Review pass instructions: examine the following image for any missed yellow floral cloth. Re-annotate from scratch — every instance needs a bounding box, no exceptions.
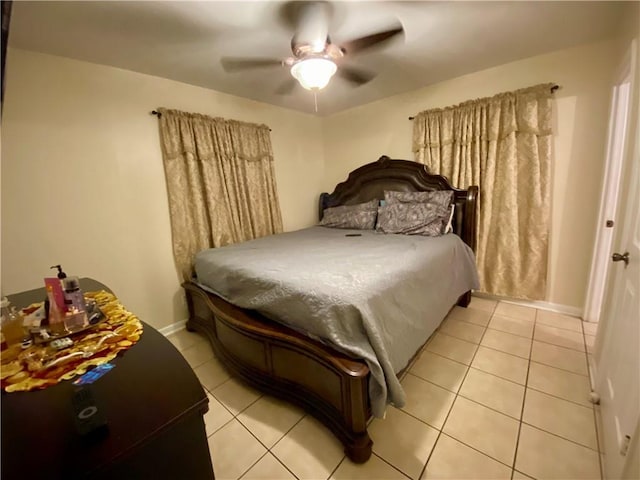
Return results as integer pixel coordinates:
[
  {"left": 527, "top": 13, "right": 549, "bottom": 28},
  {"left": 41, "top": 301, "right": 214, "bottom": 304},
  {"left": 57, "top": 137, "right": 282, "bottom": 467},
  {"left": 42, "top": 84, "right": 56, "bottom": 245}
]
[{"left": 0, "top": 291, "right": 143, "bottom": 393}]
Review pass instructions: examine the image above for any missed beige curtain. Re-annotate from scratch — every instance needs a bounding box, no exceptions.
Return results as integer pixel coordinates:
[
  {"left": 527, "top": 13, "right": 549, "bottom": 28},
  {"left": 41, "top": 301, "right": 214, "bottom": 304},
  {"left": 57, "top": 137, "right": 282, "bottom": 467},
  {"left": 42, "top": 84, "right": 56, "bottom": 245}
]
[
  {"left": 158, "top": 108, "right": 283, "bottom": 281},
  {"left": 413, "top": 84, "right": 553, "bottom": 300}
]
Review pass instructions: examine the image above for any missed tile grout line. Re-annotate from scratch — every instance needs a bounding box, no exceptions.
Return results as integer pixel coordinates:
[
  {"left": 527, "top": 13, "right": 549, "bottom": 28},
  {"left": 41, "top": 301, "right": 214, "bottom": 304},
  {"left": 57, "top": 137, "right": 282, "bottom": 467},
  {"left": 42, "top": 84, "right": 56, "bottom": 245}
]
[
  {"left": 532, "top": 334, "right": 587, "bottom": 354},
  {"left": 208, "top": 417, "right": 273, "bottom": 480},
  {"left": 582, "top": 318, "right": 605, "bottom": 480},
  {"left": 468, "top": 365, "right": 527, "bottom": 387},
  {"left": 404, "top": 370, "right": 461, "bottom": 394},
  {"left": 463, "top": 333, "right": 590, "bottom": 375},
  {"left": 420, "top": 347, "right": 474, "bottom": 368},
  {"left": 377, "top": 316, "right": 471, "bottom": 479},
  {"left": 465, "top": 365, "right": 525, "bottom": 387},
  {"left": 236, "top": 451, "right": 272, "bottom": 480},
  {"left": 417, "top": 304, "right": 496, "bottom": 480},
  {"left": 519, "top": 420, "right": 600, "bottom": 453},
  {"left": 205, "top": 397, "right": 281, "bottom": 479},
  {"left": 475, "top": 341, "right": 531, "bottom": 361},
  {"left": 258, "top": 408, "right": 306, "bottom": 451},
  {"left": 436, "top": 431, "right": 516, "bottom": 471},
  {"left": 432, "top": 330, "right": 479, "bottom": 347},
  {"left": 271, "top": 453, "right": 301, "bottom": 480},
  {"left": 528, "top": 357, "right": 590, "bottom": 378},
  {"left": 265, "top": 413, "right": 323, "bottom": 479},
  {"left": 510, "top": 307, "right": 537, "bottom": 479},
  {"left": 446, "top": 315, "right": 491, "bottom": 329},
  {"left": 369, "top": 452, "right": 413, "bottom": 480},
  {"left": 266, "top": 447, "right": 302, "bottom": 480},
  {"left": 404, "top": 370, "right": 530, "bottom": 425},
  {"left": 184, "top": 341, "right": 244, "bottom": 439},
  {"left": 209, "top": 377, "right": 263, "bottom": 417},
  {"left": 175, "top": 336, "right": 277, "bottom": 479},
  {"left": 398, "top": 405, "right": 450, "bottom": 433},
  {"left": 236, "top": 410, "right": 307, "bottom": 480},
  {"left": 184, "top": 352, "right": 216, "bottom": 371},
  {"left": 205, "top": 415, "right": 235, "bottom": 439},
  {"left": 455, "top": 391, "right": 523, "bottom": 422},
  {"left": 483, "top": 324, "right": 535, "bottom": 340},
  {"left": 327, "top": 455, "right": 346, "bottom": 480},
  {"left": 524, "top": 384, "right": 594, "bottom": 409},
  {"left": 190, "top": 349, "right": 268, "bottom": 439},
  {"left": 434, "top": 329, "right": 540, "bottom": 363}
]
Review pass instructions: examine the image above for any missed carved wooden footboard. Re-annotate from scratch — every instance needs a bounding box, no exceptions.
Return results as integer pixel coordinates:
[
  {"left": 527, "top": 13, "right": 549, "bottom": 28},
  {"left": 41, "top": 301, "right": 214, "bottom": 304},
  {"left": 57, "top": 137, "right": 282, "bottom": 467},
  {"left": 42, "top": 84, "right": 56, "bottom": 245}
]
[
  {"left": 183, "top": 156, "right": 479, "bottom": 463},
  {"left": 183, "top": 281, "right": 374, "bottom": 462}
]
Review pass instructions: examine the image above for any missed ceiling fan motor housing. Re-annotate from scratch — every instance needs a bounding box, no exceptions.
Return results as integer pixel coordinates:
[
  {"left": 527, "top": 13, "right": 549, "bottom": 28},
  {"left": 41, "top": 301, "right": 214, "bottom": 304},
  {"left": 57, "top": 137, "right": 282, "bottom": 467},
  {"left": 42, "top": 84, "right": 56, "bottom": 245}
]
[{"left": 291, "top": 42, "right": 344, "bottom": 63}]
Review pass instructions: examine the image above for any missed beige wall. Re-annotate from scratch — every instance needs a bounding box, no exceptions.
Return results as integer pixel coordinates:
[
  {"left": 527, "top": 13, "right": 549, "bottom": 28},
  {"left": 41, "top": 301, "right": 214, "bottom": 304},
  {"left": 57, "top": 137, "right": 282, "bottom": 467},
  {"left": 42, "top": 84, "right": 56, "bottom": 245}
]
[
  {"left": 323, "top": 40, "right": 618, "bottom": 309},
  {"left": 1, "top": 48, "right": 324, "bottom": 330},
  {"left": 0, "top": 39, "right": 621, "bottom": 329}
]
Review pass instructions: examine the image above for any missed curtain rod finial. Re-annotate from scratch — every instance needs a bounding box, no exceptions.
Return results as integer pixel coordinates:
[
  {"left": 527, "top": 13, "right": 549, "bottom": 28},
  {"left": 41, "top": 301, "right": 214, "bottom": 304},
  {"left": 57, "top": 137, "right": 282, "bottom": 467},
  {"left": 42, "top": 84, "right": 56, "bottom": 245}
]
[{"left": 151, "top": 110, "right": 162, "bottom": 118}]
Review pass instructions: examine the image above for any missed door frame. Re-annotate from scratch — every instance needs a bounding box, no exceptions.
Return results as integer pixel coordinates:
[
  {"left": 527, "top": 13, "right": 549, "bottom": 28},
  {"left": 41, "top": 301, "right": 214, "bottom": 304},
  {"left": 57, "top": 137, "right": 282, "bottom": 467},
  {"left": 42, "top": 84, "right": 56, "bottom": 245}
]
[
  {"left": 593, "top": 37, "right": 639, "bottom": 480},
  {"left": 596, "top": 112, "right": 640, "bottom": 480},
  {"left": 583, "top": 40, "right": 637, "bottom": 324}
]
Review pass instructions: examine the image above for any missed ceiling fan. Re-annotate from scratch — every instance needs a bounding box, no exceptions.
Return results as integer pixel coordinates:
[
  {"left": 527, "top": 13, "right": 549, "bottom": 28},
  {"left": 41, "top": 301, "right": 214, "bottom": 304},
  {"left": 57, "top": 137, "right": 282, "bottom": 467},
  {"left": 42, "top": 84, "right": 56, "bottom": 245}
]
[{"left": 220, "top": 1, "right": 404, "bottom": 94}]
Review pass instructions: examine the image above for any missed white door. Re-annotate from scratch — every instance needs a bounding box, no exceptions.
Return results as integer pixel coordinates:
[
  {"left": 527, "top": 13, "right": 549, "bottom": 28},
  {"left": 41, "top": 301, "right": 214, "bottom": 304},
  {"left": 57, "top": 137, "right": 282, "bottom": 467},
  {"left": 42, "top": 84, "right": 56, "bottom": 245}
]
[
  {"left": 584, "top": 78, "right": 631, "bottom": 324},
  {"left": 597, "top": 107, "right": 640, "bottom": 478},
  {"left": 585, "top": 38, "right": 638, "bottom": 326}
]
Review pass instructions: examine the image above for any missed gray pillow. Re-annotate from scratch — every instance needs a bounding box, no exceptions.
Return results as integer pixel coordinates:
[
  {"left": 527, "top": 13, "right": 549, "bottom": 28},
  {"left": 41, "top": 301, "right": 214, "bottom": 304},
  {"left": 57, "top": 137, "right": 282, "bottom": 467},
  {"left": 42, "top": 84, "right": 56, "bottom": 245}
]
[
  {"left": 384, "top": 190, "right": 454, "bottom": 210},
  {"left": 376, "top": 202, "right": 450, "bottom": 236},
  {"left": 320, "top": 200, "right": 378, "bottom": 230}
]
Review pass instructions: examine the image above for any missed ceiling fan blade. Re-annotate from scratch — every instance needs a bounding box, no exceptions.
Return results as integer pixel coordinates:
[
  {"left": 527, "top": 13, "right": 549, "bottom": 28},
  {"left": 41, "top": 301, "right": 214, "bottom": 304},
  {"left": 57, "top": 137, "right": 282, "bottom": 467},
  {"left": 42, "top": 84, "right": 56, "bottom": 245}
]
[
  {"left": 275, "top": 77, "right": 298, "bottom": 95},
  {"left": 282, "top": 1, "right": 332, "bottom": 53},
  {"left": 294, "top": 1, "right": 332, "bottom": 53},
  {"left": 337, "top": 65, "right": 376, "bottom": 86},
  {"left": 220, "top": 57, "right": 283, "bottom": 72},
  {"left": 339, "top": 24, "right": 404, "bottom": 56}
]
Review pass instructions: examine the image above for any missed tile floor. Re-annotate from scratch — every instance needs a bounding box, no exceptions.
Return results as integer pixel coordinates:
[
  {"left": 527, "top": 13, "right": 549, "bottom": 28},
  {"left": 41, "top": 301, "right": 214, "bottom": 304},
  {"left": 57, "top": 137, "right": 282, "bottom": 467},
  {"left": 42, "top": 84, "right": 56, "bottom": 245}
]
[{"left": 167, "top": 297, "right": 601, "bottom": 480}]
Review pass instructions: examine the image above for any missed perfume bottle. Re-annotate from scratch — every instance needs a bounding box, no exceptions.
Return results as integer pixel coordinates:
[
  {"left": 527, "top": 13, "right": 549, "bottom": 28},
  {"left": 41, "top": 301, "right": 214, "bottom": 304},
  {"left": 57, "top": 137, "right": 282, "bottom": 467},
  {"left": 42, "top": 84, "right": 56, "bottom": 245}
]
[{"left": 63, "top": 277, "right": 87, "bottom": 330}]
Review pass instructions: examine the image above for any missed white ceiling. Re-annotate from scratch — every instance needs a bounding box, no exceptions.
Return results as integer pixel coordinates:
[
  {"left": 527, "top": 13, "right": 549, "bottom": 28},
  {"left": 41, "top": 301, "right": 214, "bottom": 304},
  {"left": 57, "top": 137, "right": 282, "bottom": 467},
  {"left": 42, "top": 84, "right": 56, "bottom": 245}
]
[{"left": 9, "top": 1, "right": 627, "bottom": 116}]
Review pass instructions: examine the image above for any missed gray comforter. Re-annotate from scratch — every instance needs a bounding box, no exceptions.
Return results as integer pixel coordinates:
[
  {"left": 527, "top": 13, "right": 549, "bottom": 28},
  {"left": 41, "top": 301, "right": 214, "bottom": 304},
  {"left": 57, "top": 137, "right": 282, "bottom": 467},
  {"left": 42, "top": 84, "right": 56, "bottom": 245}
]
[{"left": 195, "top": 226, "right": 479, "bottom": 417}]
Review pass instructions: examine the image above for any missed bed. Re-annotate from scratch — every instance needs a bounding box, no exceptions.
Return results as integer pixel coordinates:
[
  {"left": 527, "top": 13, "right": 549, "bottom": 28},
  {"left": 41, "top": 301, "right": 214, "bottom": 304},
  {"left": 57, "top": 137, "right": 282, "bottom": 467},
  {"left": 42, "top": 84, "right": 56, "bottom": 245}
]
[{"left": 183, "top": 155, "right": 478, "bottom": 462}]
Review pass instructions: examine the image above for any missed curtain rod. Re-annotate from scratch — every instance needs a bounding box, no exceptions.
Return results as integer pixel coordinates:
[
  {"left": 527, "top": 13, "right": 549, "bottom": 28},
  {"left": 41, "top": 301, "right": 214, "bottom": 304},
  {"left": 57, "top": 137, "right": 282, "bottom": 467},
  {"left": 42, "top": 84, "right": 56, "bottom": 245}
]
[
  {"left": 150, "top": 110, "right": 272, "bottom": 131},
  {"left": 407, "top": 84, "right": 560, "bottom": 121}
]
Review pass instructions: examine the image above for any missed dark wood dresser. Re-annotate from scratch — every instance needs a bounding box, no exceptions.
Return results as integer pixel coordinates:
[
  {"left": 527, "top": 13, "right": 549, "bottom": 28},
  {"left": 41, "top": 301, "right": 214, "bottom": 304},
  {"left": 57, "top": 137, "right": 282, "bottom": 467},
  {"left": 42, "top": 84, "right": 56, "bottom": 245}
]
[{"left": 1, "top": 279, "right": 215, "bottom": 479}]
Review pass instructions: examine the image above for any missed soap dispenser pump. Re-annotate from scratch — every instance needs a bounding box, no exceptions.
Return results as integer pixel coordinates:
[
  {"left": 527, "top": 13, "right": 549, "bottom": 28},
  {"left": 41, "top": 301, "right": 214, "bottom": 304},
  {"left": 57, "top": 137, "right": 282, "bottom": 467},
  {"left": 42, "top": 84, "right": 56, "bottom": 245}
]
[{"left": 50, "top": 265, "right": 67, "bottom": 280}]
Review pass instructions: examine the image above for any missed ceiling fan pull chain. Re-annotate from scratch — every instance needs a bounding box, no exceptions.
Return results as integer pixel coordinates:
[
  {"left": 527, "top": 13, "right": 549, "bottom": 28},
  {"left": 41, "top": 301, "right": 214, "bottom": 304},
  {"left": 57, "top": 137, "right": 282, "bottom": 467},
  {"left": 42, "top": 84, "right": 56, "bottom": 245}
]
[{"left": 314, "top": 91, "right": 318, "bottom": 113}]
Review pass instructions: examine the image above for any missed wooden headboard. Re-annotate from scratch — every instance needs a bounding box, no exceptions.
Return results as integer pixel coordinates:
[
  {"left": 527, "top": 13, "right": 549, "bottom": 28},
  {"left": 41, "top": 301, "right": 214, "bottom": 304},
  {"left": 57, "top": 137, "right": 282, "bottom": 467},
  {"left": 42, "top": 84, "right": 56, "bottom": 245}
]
[{"left": 319, "top": 155, "right": 478, "bottom": 252}]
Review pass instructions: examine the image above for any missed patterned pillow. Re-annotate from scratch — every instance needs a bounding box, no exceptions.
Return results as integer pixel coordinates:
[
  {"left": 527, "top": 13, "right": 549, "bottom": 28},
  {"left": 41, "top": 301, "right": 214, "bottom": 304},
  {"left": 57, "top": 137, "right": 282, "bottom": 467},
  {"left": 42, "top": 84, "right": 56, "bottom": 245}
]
[
  {"left": 376, "top": 202, "right": 450, "bottom": 236},
  {"left": 384, "top": 190, "right": 454, "bottom": 210},
  {"left": 320, "top": 200, "right": 378, "bottom": 230}
]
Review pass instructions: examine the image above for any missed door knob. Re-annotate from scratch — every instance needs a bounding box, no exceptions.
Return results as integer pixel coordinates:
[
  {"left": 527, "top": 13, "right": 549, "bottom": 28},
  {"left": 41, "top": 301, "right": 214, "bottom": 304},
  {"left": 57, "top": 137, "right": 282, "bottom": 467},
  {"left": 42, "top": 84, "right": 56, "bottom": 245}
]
[{"left": 612, "top": 251, "right": 629, "bottom": 267}]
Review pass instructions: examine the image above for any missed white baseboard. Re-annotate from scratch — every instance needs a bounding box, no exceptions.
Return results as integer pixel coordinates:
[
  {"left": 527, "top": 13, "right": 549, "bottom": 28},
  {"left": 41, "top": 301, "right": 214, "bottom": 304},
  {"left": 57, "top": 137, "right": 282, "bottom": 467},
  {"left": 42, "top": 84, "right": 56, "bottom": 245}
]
[
  {"left": 472, "top": 292, "right": 583, "bottom": 319},
  {"left": 158, "top": 319, "right": 187, "bottom": 337}
]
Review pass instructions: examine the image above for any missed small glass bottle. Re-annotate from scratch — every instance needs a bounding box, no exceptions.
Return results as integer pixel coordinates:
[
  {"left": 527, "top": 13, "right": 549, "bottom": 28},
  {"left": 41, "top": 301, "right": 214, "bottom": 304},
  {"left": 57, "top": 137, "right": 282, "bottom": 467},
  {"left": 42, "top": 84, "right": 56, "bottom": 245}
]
[
  {"left": 1, "top": 298, "right": 24, "bottom": 347},
  {"left": 63, "top": 277, "right": 87, "bottom": 330}
]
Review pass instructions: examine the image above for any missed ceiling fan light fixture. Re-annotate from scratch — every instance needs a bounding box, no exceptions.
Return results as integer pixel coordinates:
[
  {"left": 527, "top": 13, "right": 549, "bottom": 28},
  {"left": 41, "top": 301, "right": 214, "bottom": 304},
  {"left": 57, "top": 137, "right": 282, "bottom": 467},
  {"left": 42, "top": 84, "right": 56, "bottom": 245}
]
[{"left": 290, "top": 58, "right": 337, "bottom": 90}]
